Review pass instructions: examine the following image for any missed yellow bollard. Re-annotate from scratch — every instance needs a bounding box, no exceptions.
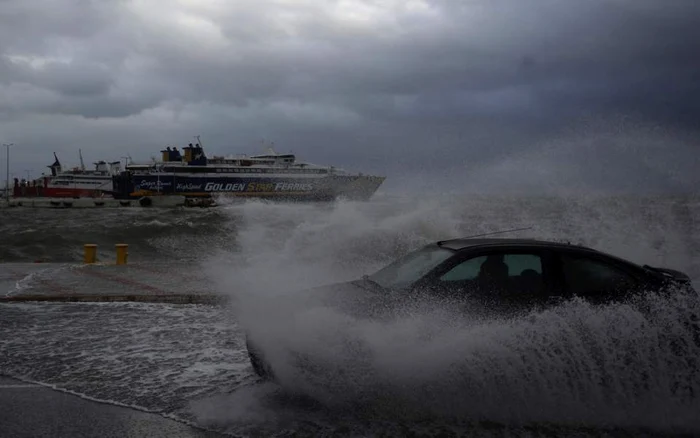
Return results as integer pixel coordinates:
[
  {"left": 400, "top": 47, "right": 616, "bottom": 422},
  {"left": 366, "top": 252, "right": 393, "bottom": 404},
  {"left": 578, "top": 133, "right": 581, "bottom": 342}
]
[
  {"left": 84, "top": 244, "right": 97, "bottom": 264},
  {"left": 115, "top": 244, "right": 128, "bottom": 265}
]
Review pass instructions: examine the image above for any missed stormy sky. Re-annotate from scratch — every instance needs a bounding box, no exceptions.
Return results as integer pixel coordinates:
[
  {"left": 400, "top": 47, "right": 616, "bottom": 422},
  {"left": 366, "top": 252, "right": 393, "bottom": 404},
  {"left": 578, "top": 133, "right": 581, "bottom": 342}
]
[{"left": 1, "top": 0, "right": 698, "bottom": 193}]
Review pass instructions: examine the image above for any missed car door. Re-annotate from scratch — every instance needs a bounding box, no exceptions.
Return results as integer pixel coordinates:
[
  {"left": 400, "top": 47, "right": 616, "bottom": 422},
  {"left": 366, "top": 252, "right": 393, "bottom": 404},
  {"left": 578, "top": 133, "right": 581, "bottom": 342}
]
[
  {"left": 552, "top": 249, "right": 647, "bottom": 305},
  {"left": 415, "top": 247, "right": 557, "bottom": 316}
]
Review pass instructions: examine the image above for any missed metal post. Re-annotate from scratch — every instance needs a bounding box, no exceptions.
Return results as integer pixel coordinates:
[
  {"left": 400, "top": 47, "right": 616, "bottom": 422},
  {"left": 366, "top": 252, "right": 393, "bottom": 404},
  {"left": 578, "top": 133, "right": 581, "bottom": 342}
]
[
  {"left": 84, "top": 244, "right": 97, "bottom": 264},
  {"left": 3, "top": 143, "right": 13, "bottom": 201},
  {"left": 115, "top": 244, "right": 128, "bottom": 265}
]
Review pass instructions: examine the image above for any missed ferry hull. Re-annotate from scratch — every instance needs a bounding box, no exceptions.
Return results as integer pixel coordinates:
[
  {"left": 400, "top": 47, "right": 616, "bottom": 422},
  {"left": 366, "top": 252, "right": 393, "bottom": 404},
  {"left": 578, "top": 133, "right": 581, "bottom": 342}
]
[
  {"left": 112, "top": 174, "right": 385, "bottom": 201},
  {"left": 42, "top": 187, "right": 112, "bottom": 198}
]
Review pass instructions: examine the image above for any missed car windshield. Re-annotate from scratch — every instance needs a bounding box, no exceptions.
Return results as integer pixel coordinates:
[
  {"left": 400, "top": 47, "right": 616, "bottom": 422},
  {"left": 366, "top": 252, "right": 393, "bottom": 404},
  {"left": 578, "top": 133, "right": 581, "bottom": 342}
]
[{"left": 366, "top": 245, "right": 454, "bottom": 290}]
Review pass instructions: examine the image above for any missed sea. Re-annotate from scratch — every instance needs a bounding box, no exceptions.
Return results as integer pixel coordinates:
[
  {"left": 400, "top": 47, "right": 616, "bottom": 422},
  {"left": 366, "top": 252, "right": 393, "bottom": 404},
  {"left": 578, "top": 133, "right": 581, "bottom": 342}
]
[{"left": 1, "top": 193, "right": 700, "bottom": 437}]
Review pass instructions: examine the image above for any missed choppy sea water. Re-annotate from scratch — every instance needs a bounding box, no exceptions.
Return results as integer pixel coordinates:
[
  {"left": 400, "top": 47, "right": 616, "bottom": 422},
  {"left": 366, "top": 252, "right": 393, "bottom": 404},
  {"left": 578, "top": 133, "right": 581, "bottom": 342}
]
[{"left": 1, "top": 194, "right": 700, "bottom": 437}]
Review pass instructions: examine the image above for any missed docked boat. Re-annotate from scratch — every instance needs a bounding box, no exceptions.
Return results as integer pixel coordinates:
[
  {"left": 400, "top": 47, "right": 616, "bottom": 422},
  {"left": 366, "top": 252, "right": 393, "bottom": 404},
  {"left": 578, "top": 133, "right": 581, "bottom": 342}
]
[
  {"left": 111, "top": 140, "right": 385, "bottom": 201},
  {"left": 42, "top": 151, "right": 121, "bottom": 198},
  {"left": 11, "top": 151, "right": 121, "bottom": 198}
]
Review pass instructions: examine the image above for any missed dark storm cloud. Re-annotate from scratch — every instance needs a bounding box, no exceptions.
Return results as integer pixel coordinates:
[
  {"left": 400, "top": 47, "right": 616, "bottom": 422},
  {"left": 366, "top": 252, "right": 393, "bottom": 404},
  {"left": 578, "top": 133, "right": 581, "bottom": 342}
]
[{"left": 0, "top": 0, "right": 698, "bottom": 192}]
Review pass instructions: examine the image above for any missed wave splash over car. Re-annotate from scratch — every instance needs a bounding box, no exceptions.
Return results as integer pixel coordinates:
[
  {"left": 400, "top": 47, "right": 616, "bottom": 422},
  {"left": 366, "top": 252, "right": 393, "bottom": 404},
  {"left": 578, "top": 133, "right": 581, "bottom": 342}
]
[
  {"left": 206, "top": 197, "right": 700, "bottom": 434},
  {"left": 241, "top": 287, "right": 699, "bottom": 429}
]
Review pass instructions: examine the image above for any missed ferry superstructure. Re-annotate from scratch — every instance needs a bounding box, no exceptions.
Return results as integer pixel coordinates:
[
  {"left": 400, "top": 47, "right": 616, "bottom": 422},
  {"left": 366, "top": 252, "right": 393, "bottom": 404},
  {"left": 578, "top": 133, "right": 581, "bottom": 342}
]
[{"left": 111, "top": 141, "right": 385, "bottom": 201}]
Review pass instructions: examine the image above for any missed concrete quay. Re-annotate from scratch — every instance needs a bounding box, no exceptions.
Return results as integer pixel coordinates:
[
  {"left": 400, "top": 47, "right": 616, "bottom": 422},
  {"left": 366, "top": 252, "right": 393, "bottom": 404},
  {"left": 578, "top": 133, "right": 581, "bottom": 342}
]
[{"left": 0, "top": 262, "right": 225, "bottom": 305}]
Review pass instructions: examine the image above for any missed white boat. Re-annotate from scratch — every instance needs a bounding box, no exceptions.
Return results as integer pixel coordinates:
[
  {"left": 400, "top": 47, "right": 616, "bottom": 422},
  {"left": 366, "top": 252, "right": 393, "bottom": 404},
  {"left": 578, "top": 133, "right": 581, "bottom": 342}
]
[{"left": 41, "top": 150, "right": 121, "bottom": 198}]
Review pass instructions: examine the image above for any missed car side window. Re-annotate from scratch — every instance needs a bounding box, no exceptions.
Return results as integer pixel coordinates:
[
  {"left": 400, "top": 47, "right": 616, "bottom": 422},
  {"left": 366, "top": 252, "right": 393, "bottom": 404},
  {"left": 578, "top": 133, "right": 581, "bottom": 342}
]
[
  {"left": 504, "top": 254, "right": 542, "bottom": 276},
  {"left": 440, "top": 256, "right": 486, "bottom": 281},
  {"left": 440, "top": 254, "right": 543, "bottom": 281},
  {"left": 560, "top": 254, "right": 638, "bottom": 298},
  {"left": 438, "top": 253, "right": 545, "bottom": 297}
]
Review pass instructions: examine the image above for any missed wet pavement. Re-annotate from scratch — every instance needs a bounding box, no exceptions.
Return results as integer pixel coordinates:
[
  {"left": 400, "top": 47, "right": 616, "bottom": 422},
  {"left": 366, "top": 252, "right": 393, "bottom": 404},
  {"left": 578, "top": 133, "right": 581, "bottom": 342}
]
[
  {"left": 0, "top": 263, "right": 220, "bottom": 303},
  {"left": 0, "top": 262, "right": 230, "bottom": 436},
  {"left": 0, "top": 376, "right": 223, "bottom": 438}
]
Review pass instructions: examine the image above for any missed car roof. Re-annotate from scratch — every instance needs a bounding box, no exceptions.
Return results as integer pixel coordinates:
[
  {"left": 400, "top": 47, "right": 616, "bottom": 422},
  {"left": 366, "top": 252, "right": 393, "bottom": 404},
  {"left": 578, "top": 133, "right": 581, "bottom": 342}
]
[
  {"left": 435, "top": 237, "right": 597, "bottom": 253},
  {"left": 432, "top": 237, "right": 656, "bottom": 273}
]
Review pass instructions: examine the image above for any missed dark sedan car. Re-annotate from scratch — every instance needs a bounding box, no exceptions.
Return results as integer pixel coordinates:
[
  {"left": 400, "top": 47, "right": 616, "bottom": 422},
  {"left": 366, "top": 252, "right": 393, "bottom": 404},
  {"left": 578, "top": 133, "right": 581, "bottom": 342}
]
[{"left": 246, "top": 237, "right": 696, "bottom": 380}]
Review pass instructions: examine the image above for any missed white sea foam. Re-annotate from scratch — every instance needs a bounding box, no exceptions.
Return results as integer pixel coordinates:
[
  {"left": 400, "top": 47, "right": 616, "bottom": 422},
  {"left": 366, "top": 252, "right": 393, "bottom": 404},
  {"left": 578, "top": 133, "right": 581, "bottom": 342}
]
[
  {"left": 2, "top": 263, "right": 75, "bottom": 297},
  {"left": 0, "top": 302, "right": 250, "bottom": 419}
]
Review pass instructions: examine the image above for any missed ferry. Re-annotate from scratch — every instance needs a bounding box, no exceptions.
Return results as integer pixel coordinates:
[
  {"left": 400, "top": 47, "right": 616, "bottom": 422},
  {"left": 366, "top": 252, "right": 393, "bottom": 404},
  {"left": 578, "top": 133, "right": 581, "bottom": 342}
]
[
  {"left": 43, "top": 151, "right": 121, "bottom": 198},
  {"left": 11, "top": 151, "right": 121, "bottom": 198},
  {"left": 111, "top": 139, "right": 385, "bottom": 202}
]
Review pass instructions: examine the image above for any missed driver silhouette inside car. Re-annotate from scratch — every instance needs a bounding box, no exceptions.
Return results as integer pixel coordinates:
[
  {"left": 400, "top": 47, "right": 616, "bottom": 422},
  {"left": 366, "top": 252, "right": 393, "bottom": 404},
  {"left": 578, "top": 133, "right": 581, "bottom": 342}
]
[
  {"left": 477, "top": 255, "right": 509, "bottom": 290},
  {"left": 476, "top": 255, "right": 546, "bottom": 312}
]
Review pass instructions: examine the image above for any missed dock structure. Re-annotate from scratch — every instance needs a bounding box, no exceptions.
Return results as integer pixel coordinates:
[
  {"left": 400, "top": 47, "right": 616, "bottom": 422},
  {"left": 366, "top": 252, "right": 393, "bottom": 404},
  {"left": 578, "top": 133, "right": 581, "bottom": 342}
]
[
  {"left": 0, "top": 251, "right": 225, "bottom": 304},
  {"left": 1, "top": 196, "right": 218, "bottom": 209}
]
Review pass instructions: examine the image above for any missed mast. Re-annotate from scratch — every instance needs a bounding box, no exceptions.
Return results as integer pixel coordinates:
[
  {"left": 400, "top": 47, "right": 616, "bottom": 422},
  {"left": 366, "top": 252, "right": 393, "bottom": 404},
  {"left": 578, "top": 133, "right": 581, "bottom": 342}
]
[{"left": 79, "top": 149, "right": 85, "bottom": 171}]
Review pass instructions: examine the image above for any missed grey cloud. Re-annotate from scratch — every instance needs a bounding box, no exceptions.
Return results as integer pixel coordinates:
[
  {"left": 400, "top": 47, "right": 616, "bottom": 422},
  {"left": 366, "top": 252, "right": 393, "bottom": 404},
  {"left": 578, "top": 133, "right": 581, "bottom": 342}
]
[
  {"left": 4, "top": 0, "right": 699, "bottom": 118},
  {"left": 10, "top": 59, "right": 113, "bottom": 96},
  {"left": 0, "top": 0, "right": 121, "bottom": 55}
]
